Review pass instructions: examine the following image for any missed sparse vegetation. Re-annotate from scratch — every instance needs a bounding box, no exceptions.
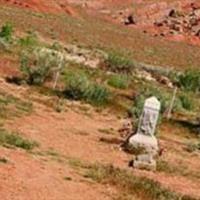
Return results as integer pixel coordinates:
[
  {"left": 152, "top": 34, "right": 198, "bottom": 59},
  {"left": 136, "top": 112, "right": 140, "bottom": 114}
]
[
  {"left": 128, "top": 86, "right": 171, "bottom": 120},
  {"left": 64, "top": 71, "right": 110, "bottom": 106},
  {"left": 85, "top": 164, "right": 197, "bottom": 200},
  {"left": 68, "top": 157, "right": 86, "bottom": 169},
  {"left": 0, "top": 92, "right": 33, "bottom": 119},
  {"left": 0, "top": 37, "right": 9, "bottom": 51},
  {"left": 98, "top": 128, "right": 115, "bottom": 135},
  {"left": 0, "top": 3, "right": 199, "bottom": 200},
  {"left": 108, "top": 74, "right": 130, "bottom": 89},
  {"left": 128, "top": 94, "right": 145, "bottom": 120},
  {"left": 177, "top": 70, "right": 200, "bottom": 93},
  {"left": 0, "top": 128, "right": 38, "bottom": 150},
  {"left": 185, "top": 142, "right": 200, "bottom": 153},
  {"left": 178, "top": 94, "right": 194, "bottom": 111},
  {"left": 20, "top": 47, "right": 65, "bottom": 85},
  {"left": 0, "top": 22, "right": 13, "bottom": 51},
  {"left": 0, "top": 22, "right": 13, "bottom": 42},
  {"left": 128, "top": 83, "right": 196, "bottom": 121},
  {"left": 18, "top": 32, "right": 38, "bottom": 47},
  {"left": 105, "top": 51, "right": 135, "bottom": 73}
]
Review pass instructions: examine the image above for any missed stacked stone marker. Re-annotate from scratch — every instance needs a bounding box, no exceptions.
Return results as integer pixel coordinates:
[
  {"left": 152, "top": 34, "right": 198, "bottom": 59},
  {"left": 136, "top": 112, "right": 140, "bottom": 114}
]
[{"left": 128, "top": 96, "right": 161, "bottom": 171}]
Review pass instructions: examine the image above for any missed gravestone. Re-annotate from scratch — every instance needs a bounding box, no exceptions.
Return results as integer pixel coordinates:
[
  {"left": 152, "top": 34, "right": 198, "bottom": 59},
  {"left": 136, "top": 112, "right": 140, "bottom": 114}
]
[{"left": 128, "top": 96, "right": 161, "bottom": 171}]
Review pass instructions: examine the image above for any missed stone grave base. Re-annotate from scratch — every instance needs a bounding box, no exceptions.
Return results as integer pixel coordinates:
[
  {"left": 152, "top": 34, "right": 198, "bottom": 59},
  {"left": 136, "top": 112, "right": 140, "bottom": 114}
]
[
  {"left": 128, "top": 134, "right": 159, "bottom": 171},
  {"left": 129, "top": 134, "right": 159, "bottom": 155},
  {"left": 133, "top": 154, "right": 156, "bottom": 171}
]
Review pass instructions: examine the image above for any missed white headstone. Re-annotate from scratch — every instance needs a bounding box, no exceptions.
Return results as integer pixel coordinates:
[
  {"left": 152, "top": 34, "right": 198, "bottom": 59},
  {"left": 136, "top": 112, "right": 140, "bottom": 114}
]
[
  {"left": 128, "top": 96, "right": 161, "bottom": 171},
  {"left": 137, "top": 96, "right": 161, "bottom": 137}
]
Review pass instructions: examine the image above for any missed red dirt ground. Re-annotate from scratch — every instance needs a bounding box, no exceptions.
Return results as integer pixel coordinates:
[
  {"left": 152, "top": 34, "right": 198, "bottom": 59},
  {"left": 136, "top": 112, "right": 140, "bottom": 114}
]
[
  {"left": 0, "top": 0, "right": 77, "bottom": 16},
  {"left": 1, "top": 0, "right": 200, "bottom": 45},
  {"left": 68, "top": 0, "right": 200, "bottom": 46},
  {"left": 0, "top": 77, "right": 199, "bottom": 199},
  {"left": 0, "top": 1, "right": 200, "bottom": 199}
]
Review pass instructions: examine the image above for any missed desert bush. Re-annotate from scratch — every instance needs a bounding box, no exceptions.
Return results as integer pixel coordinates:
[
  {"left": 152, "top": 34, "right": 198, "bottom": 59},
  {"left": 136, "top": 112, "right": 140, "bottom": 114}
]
[
  {"left": 64, "top": 71, "right": 90, "bottom": 99},
  {"left": 128, "top": 94, "right": 146, "bottom": 120},
  {"left": 85, "top": 84, "right": 110, "bottom": 105},
  {"left": 0, "top": 38, "right": 9, "bottom": 51},
  {"left": 128, "top": 85, "right": 192, "bottom": 120},
  {"left": 108, "top": 74, "right": 130, "bottom": 89},
  {"left": 64, "top": 71, "right": 110, "bottom": 105},
  {"left": 177, "top": 70, "right": 200, "bottom": 93},
  {"left": 178, "top": 94, "right": 194, "bottom": 111},
  {"left": 0, "top": 23, "right": 13, "bottom": 42},
  {"left": 105, "top": 51, "right": 135, "bottom": 73},
  {"left": 50, "top": 41, "right": 63, "bottom": 51},
  {"left": 18, "top": 32, "right": 38, "bottom": 47},
  {"left": 0, "top": 128, "right": 38, "bottom": 150},
  {"left": 128, "top": 86, "right": 173, "bottom": 120},
  {"left": 0, "top": 23, "right": 13, "bottom": 51},
  {"left": 20, "top": 48, "right": 65, "bottom": 85},
  {"left": 185, "top": 142, "right": 200, "bottom": 153}
]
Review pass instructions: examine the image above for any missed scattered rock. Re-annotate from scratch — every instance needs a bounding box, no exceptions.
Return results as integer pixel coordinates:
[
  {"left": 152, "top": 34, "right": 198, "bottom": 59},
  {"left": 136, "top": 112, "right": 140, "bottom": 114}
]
[
  {"left": 64, "top": 45, "right": 106, "bottom": 68},
  {"left": 124, "top": 15, "right": 136, "bottom": 25},
  {"left": 135, "top": 70, "right": 156, "bottom": 82},
  {"left": 156, "top": 75, "right": 173, "bottom": 88},
  {"left": 168, "top": 9, "right": 177, "bottom": 18},
  {"left": 192, "top": 25, "right": 200, "bottom": 36}
]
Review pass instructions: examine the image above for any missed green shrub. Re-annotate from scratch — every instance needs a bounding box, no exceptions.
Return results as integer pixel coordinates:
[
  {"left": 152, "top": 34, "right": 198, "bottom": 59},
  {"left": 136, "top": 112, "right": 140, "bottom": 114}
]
[
  {"left": 128, "top": 87, "right": 173, "bottom": 120},
  {"left": 18, "top": 33, "right": 38, "bottom": 47},
  {"left": 108, "top": 74, "right": 130, "bottom": 89},
  {"left": 64, "top": 71, "right": 89, "bottom": 99},
  {"left": 85, "top": 84, "right": 109, "bottom": 105},
  {"left": 50, "top": 42, "right": 63, "bottom": 51},
  {"left": 178, "top": 94, "right": 193, "bottom": 111},
  {"left": 105, "top": 51, "right": 135, "bottom": 73},
  {"left": 0, "top": 23, "right": 13, "bottom": 42},
  {"left": 128, "top": 86, "right": 190, "bottom": 120},
  {"left": 64, "top": 71, "right": 110, "bottom": 105},
  {"left": 20, "top": 48, "right": 65, "bottom": 85},
  {"left": 177, "top": 70, "right": 200, "bottom": 93},
  {"left": 0, "top": 129, "right": 38, "bottom": 150},
  {"left": 128, "top": 94, "right": 145, "bottom": 119}
]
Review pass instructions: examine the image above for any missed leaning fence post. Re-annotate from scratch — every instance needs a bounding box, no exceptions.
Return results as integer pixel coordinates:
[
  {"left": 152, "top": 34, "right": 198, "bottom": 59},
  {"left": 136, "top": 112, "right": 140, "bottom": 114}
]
[
  {"left": 53, "top": 54, "right": 64, "bottom": 90},
  {"left": 167, "top": 87, "right": 177, "bottom": 119}
]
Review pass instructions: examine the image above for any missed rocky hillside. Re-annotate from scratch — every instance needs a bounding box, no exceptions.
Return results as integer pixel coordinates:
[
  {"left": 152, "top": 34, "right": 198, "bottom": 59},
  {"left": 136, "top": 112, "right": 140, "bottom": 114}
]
[{"left": 0, "top": 1, "right": 200, "bottom": 200}]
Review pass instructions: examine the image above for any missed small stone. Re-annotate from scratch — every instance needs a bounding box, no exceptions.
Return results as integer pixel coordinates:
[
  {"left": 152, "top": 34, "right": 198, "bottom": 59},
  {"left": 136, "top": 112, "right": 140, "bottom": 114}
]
[
  {"left": 189, "top": 17, "right": 198, "bottom": 26},
  {"left": 168, "top": 9, "right": 177, "bottom": 18},
  {"left": 124, "top": 15, "right": 136, "bottom": 25}
]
